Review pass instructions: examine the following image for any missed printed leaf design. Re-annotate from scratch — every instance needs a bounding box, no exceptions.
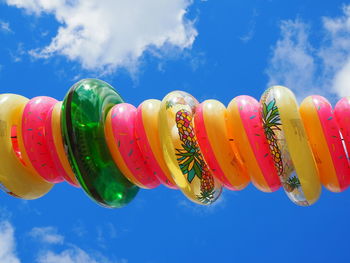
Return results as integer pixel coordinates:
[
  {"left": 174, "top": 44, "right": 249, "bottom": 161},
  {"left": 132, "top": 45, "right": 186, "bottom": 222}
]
[
  {"left": 285, "top": 176, "right": 301, "bottom": 192},
  {"left": 262, "top": 98, "right": 284, "bottom": 177},
  {"left": 174, "top": 108, "right": 216, "bottom": 204},
  {"left": 166, "top": 100, "right": 174, "bottom": 109}
]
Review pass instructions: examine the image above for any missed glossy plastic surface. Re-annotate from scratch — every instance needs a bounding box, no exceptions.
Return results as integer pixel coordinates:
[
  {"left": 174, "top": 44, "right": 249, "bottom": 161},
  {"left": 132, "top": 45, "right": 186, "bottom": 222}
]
[
  {"left": 227, "top": 96, "right": 281, "bottom": 192},
  {"left": 61, "top": 79, "right": 139, "bottom": 208},
  {"left": 21, "top": 96, "right": 64, "bottom": 183},
  {"left": 46, "top": 102, "right": 80, "bottom": 187},
  {"left": 195, "top": 100, "right": 250, "bottom": 190},
  {"left": 261, "top": 86, "right": 321, "bottom": 206},
  {"left": 159, "top": 91, "right": 222, "bottom": 205},
  {"left": 106, "top": 103, "right": 160, "bottom": 189},
  {"left": 300, "top": 96, "right": 350, "bottom": 192},
  {"left": 334, "top": 97, "right": 350, "bottom": 165},
  {"left": 0, "top": 94, "right": 53, "bottom": 199},
  {"left": 135, "top": 100, "right": 177, "bottom": 189}
]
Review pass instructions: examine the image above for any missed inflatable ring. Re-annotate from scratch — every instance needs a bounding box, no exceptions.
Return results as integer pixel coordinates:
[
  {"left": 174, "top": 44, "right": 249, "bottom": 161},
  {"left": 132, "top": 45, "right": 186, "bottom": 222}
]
[
  {"left": 159, "top": 91, "right": 222, "bottom": 205},
  {"left": 227, "top": 96, "right": 281, "bottom": 192},
  {"left": 135, "top": 100, "right": 177, "bottom": 189},
  {"left": 46, "top": 102, "right": 80, "bottom": 187},
  {"left": 61, "top": 79, "right": 139, "bottom": 208},
  {"left": 335, "top": 97, "right": 350, "bottom": 162},
  {"left": 21, "top": 96, "right": 64, "bottom": 183},
  {"left": 105, "top": 103, "right": 160, "bottom": 189},
  {"left": 300, "top": 96, "right": 350, "bottom": 192},
  {"left": 194, "top": 100, "right": 250, "bottom": 190},
  {"left": 0, "top": 94, "right": 53, "bottom": 199},
  {"left": 11, "top": 125, "right": 25, "bottom": 166},
  {"left": 260, "top": 86, "right": 321, "bottom": 206}
]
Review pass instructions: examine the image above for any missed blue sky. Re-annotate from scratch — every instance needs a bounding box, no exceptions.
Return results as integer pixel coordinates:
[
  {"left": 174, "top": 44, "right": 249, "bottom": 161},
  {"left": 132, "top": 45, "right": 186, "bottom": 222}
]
[{"left": 1, "top": 0, "right": 350, "bottom": 262}]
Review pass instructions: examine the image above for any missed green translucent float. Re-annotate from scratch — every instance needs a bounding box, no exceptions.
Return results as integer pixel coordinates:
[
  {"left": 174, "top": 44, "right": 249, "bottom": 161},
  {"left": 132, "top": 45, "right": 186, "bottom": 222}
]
[{"left": 61, "top": 79, "right": 139, "bottom": 208}]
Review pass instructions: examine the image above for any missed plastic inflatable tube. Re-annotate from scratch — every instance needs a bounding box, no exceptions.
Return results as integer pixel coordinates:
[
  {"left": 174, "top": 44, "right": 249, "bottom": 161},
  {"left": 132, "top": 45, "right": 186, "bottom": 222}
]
[
  {"left": 300, "top": 96, "right": 350, "bottom": 192},
  {"left": 21, "top": 96, "right": 64, "bottom": 183},
  {"left": 260, "top": 86, "right": 321, "bottom": 206},
  {"left": 11, "top": 125, "right": 25, "bottom": 166},
  {"left": 334, "top": 97, "right": 350, "bottom": 161},
  {"left": 105, "top": 103, "right": 160, "bottom": 189},
  {"left": 135, "top": 100, "right": 177, "bottom": 189},
  {"left": 227, "top": 96, "right": 281, "bottom": 192},
  {"left": 194, "top": 101, "right": 234, "bottom": 190},
  {"left": 61, "top": 79, "right": 139, "bottom": 208},
  {"left": 4, "top": 78, "right": 350, "bottom": 207},
  {"left": 195, "top": 100, "right": 250, "bottom": 190},
  {"left": 46, "top": 102, "right": 80, "bottom": 187},
  {"left": 159, "top": 91, "right": 222, "bottom": 205},
  {"left": 0, "top": 94, "right": 53, "bottom": 199}
]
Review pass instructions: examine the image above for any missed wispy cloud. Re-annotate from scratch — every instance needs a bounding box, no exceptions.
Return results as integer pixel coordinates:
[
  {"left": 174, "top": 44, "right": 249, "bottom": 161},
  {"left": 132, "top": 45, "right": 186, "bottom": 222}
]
[
  {"left": 0, "top": 221, "right": 20, "bottom": 263},
  {"left": 6, "top": 0, "right": 197, "bottom": 74},
  {"left": 29, "top": 227, "right": 64, "bottom": 245},
  {"left": 0, "top": 220, "right": 125, "bottom": 263},
  {"left": 0, "top": 21, "right": 13, "bottom": 33},
  {"left": 240, "top": 9, "right": 259, "bottom": 43},
  {"left": 96, "top": 222, "right": 118, "bottom": 249},
  {"left": 36, "top": 247, "right": 126, "bottom": 263},
  {"left": 266, "top": 5, "right": 350, "bottom": 101},
  {"left": 9, "top": 43, "right": 26, "bottom": 63},
  {"left": 178, "top": 191, "right": 227, "bottom": 216}
]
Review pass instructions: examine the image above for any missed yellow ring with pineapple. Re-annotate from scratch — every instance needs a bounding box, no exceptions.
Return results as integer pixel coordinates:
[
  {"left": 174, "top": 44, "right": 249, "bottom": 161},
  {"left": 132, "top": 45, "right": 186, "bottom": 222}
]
[
  {"left": 260, "top": 86, "right": 321, "bottom": 206},
  {"left": 159, "top": 91, "right": 223, "bottom": 205}
]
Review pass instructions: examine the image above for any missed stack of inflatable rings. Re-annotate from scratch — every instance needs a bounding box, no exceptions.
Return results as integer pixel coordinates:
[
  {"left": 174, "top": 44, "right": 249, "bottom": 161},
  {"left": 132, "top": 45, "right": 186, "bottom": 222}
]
[{"left": 1, "top": 78, "right": 350, "bottom": 208}]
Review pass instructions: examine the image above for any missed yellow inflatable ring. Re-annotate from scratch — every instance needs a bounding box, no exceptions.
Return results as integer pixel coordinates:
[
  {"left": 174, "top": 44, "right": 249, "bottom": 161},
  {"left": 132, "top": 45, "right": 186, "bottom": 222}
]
[
  {"left": 51, "top": 102, "right": 80, "bottom": 187},
  {"left": 159, "top": 91, "right": 222, "bottom": 205},
  {"left": 0, "top": 94, "right": 53, "bottom": 199},
  {"left": 260, "top": 86, "right": 321, "bottom": 206},
  {"left": 194, "top": 99, "right": 250, "bottom": 190}
]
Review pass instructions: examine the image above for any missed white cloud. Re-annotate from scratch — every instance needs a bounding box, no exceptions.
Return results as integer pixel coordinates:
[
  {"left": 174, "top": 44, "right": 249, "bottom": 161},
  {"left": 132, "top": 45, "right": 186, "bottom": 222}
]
[
  {"left": 37, "top": 248, "right": 100, "bottom": 263},
  {"left": 0, "top": 221, "right": 21, "bottom": 263},
  {"left": 0, "top": 220, "right": 122, "bottom": 263},
  {"left": 321, "top": 5, "right": 350, "bottom": 97},
  {"left": 266, "top": 20, "right": 319, "bottom": 100},
  {"left": 266, "top": 6, "right": 350, "bottom": 100},
  {"left": 5, "top": 0, "right": 197, "bottom": 73},
  {"left": 29, "top": 227, "right": 64, "bottom": 245},
  {"left": 0, "top": 21, "right": 12, "bottom": 33}
]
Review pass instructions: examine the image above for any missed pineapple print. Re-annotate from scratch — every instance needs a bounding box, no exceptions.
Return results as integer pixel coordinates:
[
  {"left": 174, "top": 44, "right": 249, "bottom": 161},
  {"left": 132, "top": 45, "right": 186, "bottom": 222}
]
[
  {"left": 262, "top": 99, "right": 284, "bottom": 176},
  {"left": 199, "top": 168, "right": 215, "bottom": 203},
  {"left": 284, "top": 176, "right": 301, "bottom": 193},
  {"left": 262, "top": 98, "right": 301, "bottom": 193},
  {"left": 175, "top": 109, "right": 215, "bottom": 204}
]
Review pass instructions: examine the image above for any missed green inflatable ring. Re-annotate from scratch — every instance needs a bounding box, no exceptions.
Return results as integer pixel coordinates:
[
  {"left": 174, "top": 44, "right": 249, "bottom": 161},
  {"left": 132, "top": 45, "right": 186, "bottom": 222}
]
[{"left": 61, "top": 79, "right": 139, "bottom": 208}]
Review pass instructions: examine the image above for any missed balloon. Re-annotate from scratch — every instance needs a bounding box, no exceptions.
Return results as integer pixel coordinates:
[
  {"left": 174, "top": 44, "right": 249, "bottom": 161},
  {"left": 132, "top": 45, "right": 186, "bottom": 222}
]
[
  {"left": 0, "top": 94, "right": 53, "bottom": 199},
  {"left": 61, "top": 79, "right": 139, "bottom": 208}
]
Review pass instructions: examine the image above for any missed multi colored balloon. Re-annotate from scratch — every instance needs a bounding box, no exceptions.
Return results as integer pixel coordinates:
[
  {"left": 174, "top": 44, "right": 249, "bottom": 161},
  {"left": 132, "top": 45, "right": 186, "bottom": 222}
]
[{"left": 0, "top": 79, "right": 349, "bottom": 208}]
